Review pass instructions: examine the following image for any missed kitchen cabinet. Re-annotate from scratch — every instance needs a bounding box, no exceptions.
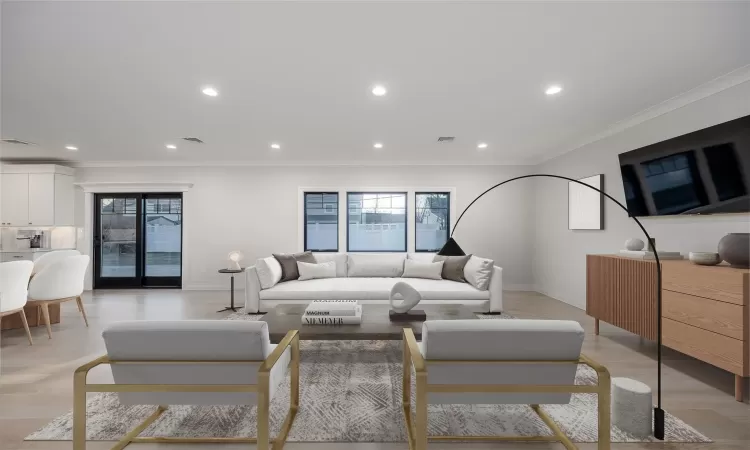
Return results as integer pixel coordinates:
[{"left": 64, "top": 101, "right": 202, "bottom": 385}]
[
  {"left": 0, "top": 165, "right": 75, "bottom": 226},
  {"left": 0, "top": 173, "right": 29, "bottom": 226}
]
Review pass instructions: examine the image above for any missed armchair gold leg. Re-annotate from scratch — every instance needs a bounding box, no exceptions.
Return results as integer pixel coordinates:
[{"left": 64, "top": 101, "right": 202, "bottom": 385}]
[
  {"left": 73, "top": 370, "right": 87, "bottom": 450},
  {"left": 597, "top": 370, "right": 612, "bottom": 449},
  {"left": 272, "top": 334, "right": 300, "bottom": 450},
  {"left": 415, "top": 372, "right": 428, "bottom": 450},
  {"left": 257, "top": 373, "right": 270, "bottom": 450},
  {"left": 532, "top": 405, "right": 576, "bottom": 450},
  {"left": 112, "top": 406, "right": 167, "bottom": 450}
]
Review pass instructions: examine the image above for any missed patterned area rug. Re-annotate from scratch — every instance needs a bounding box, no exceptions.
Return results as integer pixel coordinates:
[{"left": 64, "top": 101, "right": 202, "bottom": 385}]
[{"left": 26, "top": 309, "right": 709, "bottom": 443}]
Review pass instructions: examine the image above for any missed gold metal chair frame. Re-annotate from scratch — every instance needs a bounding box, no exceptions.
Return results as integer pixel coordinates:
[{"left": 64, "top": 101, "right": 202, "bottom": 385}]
[
  {"left": 402, "top": 328, "right": 611, "bottom": 450},
  {"left": 73, "top": 330, "right": 300, "bottom": 450}
]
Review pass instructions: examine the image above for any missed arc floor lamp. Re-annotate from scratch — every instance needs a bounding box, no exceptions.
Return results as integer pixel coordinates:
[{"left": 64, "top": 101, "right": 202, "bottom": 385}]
[{"left": 438, "top": 173, "right": 665, "bottom": 440}]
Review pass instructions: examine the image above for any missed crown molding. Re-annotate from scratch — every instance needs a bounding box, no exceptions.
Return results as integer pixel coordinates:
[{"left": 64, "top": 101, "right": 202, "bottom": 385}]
[
  {"left": 534, "top": 64, "right": 750, "bottom": 165},
  {"left": 75, "top": 181, "right": 194, "bottom": 193},
  {"left": 69, "top": 159, "right": 536, "bottom": 168}
]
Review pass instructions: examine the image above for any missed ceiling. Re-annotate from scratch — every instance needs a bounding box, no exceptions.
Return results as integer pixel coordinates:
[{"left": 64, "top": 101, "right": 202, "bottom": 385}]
[{"left": 2, "top": 0, "right": 749, "bottom": 165}]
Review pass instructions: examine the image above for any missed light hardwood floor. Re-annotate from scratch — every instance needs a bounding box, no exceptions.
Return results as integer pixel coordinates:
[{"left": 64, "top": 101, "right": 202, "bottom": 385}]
[{"left": 1, "top": 289, "right": 748, "bottom": 450}]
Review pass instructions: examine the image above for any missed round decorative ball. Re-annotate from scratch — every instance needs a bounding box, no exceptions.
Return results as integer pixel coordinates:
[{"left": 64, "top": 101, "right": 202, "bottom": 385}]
[
  {"left": 390, "top": 282, "right": 422, "bottom": 313},
  {"left": 718, "top": 233, "right": 749, "bottom": 269},
  {"left": 625, "top": 238, "right": 645, "bottom": 251}
]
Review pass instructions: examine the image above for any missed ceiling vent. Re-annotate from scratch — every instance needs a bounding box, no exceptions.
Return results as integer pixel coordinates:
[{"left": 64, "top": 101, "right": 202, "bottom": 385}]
[
  {"left": 437, "top": 136, "right": 455, "bottom": 142},
  {"left": 182, "top": 137, "right": 204, "bottom": 144},
  {"left": 1, "top": 138, "right": 35, "bottom": 145}
]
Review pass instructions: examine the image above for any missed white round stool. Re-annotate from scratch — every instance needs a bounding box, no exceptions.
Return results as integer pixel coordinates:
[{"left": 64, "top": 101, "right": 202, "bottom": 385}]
[{"left": 611, "top": 377, "right": 653, "bottom": 437}]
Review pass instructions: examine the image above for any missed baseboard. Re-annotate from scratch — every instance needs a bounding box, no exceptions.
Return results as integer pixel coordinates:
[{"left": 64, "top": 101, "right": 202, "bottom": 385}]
[
  {"left": 504, "top": 284, "right": 535, "bottom": 291},
  {"left": 182, "top": 284, "right": 244, "bottom": 291}
]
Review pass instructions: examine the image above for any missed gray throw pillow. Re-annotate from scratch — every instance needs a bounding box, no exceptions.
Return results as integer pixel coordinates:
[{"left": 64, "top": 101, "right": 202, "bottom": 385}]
[
  {"left": 273, "top": 251, "right": 316, "bottom": 282},
  {"left": 433, "top": 254, "right": 472, "bottom": 282}
]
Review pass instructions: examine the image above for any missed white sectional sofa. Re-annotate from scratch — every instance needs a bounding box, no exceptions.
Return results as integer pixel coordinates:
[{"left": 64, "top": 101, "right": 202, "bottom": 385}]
[{"left": 244, "top": 253, "right": 502, "bottom": 313}]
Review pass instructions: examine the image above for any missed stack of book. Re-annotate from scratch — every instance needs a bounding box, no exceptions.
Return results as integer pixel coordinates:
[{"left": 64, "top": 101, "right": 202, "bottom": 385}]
[{"left": 302, "top": 300, "right": 362, "bottom": 325}]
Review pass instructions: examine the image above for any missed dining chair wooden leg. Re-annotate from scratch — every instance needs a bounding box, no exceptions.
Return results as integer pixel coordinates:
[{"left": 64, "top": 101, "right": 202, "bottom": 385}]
[
  {"left": 76, "top": 297, "right": 89, "bottom": 327},
  {"left": 18, "top": 309, "right": 33, "bottom": 345},
  {"left": 40, "top": 303, "right": 53, "bottom": 339}
]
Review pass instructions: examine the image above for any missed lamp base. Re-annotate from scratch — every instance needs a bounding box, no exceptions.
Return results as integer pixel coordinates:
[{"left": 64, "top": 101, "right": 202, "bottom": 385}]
[
  {"left": 654, "top": 407, "right": 665, "bottom": 440},
  {"left": 389, "top": 310, "right": 427, "bottom": 322}
]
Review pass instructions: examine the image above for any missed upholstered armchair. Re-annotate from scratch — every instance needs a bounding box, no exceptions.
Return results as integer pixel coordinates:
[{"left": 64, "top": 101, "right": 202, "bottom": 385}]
[
  {"left": 31, "top": 249, "right": 81, "bottom": 275},
  {"left": 402, "top": 319, "right": 611, "bottom": 450},
  {"left": 73, "top": 321, "right": 300, "bottom": 450},
  {"left": 0, "top": 260, "right": 35, "bottom": 345},
  {"left": 27, "top": 254, "right": 90, "bottom": 338}
]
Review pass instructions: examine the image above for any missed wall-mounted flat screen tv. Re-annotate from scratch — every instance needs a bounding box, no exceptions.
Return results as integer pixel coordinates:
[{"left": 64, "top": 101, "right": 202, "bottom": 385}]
[{"left": 618, "top": 115, "right": 750, "bottom": 216}]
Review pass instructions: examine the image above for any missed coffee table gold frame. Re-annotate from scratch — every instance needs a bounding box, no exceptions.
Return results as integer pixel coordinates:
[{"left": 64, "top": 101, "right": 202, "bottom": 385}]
[
  {"left": 73, "top": 330, "right": 300, "bottom": 450},
  {"left": 402, "top": 328, "right": 612, "bottom": 450}
]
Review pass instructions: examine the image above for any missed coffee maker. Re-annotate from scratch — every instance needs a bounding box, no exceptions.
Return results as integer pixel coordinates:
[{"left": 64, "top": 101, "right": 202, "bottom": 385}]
[{"left": 17, "top": 232, "right": 43, "bottom": 249}]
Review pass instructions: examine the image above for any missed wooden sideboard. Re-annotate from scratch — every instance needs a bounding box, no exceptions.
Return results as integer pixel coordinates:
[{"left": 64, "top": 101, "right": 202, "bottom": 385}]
[{"left": 587, "top": 255, "right": 750, "bottom": 401}]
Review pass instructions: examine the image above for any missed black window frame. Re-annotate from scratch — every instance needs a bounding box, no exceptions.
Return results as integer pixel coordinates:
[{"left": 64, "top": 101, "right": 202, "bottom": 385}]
[
  {"left": 346, "top": 191, "right": 408, "bottom": 253},
  {"left": 303, "top": 192, "right": 339, "bottom": 252},
  {"left": 414, "top": 192, "right": 451, "bottom": 253}
]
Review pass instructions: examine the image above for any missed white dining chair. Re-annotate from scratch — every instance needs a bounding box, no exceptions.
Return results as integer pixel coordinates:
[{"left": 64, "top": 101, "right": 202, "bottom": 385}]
[
  {"left": 32, "top": 249, "right": 81, "bottom": 275},
  {"left": 0, "top": 260, "right": 35, "bottom": 345},
  {"left": 27, "top": 255, "right": 90, "bottom": 339}
]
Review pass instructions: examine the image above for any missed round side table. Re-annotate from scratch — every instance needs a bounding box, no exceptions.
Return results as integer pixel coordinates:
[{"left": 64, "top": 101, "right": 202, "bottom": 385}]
[{"left": 217, "top": 268, "right": 245, "bottom": 313}]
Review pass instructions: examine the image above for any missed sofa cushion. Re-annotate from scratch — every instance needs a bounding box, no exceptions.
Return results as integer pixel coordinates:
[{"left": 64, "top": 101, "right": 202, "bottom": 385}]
[
  {"left": 402, "top": 259, "right": 443, "bottom": 280},
  {"left": 297, "top": 261, "right": 337, "bottom": 281},
  {"left": 255, "top": 256, "right": 283, "bottom": 289},
  {"left": 273, "top": 251, "right": 315, "bottom": 282},
  {"left": 259, "top": 277, "right": 489, "bottom": 301},
  {"left": 434, "top": 254, "right": 472, "bottom": 282},
  {"left": 464, "top": 255, "right": 494, "bottom": 290},
  {"left": 313, "top": 253, "right": 348, "bottom": 277},
  {"left": 347, "top": 253, "right": 405, "bottom": 278}
]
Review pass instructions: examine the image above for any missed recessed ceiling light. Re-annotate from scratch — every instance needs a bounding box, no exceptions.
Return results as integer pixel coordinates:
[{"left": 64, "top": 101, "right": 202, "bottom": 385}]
[
  {"left": 270, "top": 143, "right": 281, "bottom": 150},
  {"left": 165, "top": 144, "right": 177, "bottom": 150},
  {"left": 65, "top": 145, "right": 78, "bottom": 151},
  {"left": 202, "top": 86, "right": 219, "bottom": 97},
  {"left": 371, "top": 85, "right": 387, "bottom": 97},
  {"left": 477, "top": 142, "right": 488, "bottom": 149},
  {"left": 545, "top": 85, "right": 563, "bottom": 96},
  {"left": 373, "top": 142, "right": 384, "bottom": 149}
]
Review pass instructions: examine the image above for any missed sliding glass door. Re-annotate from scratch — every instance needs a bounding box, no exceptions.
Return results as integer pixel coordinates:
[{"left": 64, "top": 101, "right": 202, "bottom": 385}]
[{"left": 94, "top": 193, "right": 182, "bottom": 288}]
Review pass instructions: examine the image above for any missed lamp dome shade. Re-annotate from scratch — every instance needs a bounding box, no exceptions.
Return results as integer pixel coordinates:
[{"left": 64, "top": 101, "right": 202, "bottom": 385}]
[{"left": 437, "top": 237, "right": 466, "bottom": 256}]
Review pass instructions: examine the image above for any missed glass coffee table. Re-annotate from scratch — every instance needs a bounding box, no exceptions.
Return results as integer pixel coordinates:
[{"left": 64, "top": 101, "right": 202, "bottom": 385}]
[{"left": 263, "top": 304, "right": 479, "bottom": 343}]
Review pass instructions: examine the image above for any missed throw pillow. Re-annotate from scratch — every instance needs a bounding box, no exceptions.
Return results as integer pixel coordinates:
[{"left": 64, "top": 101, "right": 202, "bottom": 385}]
[
  {"left": 433, "top": 254, "right": 472, "bottom": 282},
  {"left": 347, "top": 253, "right": 405, "bottom": 277},
  {"left": 273, "top": 251, "right": 316, "bottom": 282},
  {"left": 402, "top": 259, "right": 444, "bottom": 280},
  {"left": 255, "top": 256, "right": 283, "bottom": 289},
  {"left": 297, "top": 261, "right": 337, "bottom": 281},
  {"left": 312, "top": 253, "right": 348, "bottom": 277},
  {"left": 463, "top": 255, "right": 494, "bottom": 290}
]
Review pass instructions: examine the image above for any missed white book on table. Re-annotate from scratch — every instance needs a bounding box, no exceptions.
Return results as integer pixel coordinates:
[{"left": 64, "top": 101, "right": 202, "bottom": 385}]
[{"left": 303, "top": 307, "right": 362, "bottom": 325}]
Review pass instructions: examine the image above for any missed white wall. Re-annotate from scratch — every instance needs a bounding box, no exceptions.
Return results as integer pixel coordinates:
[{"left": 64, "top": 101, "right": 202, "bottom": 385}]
[
  {"left": 533, "top": 80, "right": 750, "bottom": 309},
  {"left": 75, "top": 165, "right": 536, "bottom": 290}
]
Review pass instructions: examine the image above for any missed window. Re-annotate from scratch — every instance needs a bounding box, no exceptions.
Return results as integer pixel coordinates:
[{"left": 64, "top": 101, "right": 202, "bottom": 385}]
[
  {"left": 415, "top": 192, "right": 450, "bottom": 252},
  {"left": 304, "top": 192, "right": 338, "bottom": 252},
  {"left": 347, "top": 192, "right": 407, "bottom": 252}
]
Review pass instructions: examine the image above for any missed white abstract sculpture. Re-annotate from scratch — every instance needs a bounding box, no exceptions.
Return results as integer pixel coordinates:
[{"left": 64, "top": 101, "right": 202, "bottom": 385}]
[{"left": 389, "top": 281, "right": 422, "bottom": 313}]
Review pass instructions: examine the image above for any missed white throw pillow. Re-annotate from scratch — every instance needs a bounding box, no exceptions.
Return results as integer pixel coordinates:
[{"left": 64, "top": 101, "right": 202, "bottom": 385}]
[
  {"left": 407, "top": 252, "right": 436, "bottom": 263},
  {"left": 402, "top": 259, "right": 444, "bottom": 280},
  {"left": 255, "top": 256, "right": 283, "bottom": 289},
  {"left": 347, "top": 253, "right": 405, "bottom": 277},
  {"left": 313, "top": 253, "right": 348, "bottom": 277},
  {"left": 464, "top": 256, "right": 494, "bottom": 290},
  {"left": 297, "top": 261, "right": 337, "bottom": 281}
]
